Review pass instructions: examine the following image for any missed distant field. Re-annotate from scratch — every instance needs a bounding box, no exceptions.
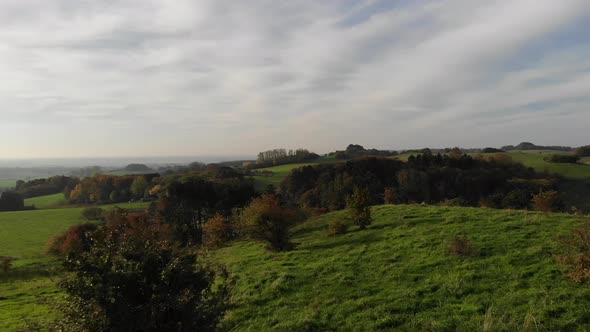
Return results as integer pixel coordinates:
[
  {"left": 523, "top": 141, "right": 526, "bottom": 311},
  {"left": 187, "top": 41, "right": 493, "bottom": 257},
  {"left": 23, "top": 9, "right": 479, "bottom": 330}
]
[
  {"left": 0, "top": 202, "right": 149, "bottom": 330},
  {"left": 487, "top": 151, "right": 590, "bottom": 180},
  {"left": 216, "top": 205, "right": 589, "bottom": 331},
  {"left": 250, "top": 157, "right": 345, "bottom": 191},
  {"left": 104, "top": 170, "right": 155, "bottom": 176},
  {"left": 0, "top": 179, "right": 16, "bottom": 188},
  {"left": 24, "top": 193, "right": 67, "bottom": 209}
]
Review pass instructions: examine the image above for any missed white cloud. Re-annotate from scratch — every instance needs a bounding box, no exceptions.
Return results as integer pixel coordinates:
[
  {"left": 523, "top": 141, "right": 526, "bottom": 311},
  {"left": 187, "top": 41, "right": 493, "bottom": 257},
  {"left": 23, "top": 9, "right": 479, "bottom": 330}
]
[{"left": 0, "top": 0, "right": 589, "bottom": 158}]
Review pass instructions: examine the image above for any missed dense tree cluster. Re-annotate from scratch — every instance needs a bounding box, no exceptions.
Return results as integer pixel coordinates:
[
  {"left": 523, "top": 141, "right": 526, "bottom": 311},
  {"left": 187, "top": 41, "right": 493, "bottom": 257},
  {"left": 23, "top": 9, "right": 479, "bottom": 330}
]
[
  {"left": 67, "top": 174, "right": 160, "bottom": 204},
  {"left": 252, "top": 148, "right": 319, "bottom": 168},
  {"left": 576, "top": 145, "right": 590, "bottom": 157},
  {"left": 154, "top": 177, "right": 256, "bottom": 245},
  {"left": 281, "top": 154, "right": 556, "bottom": 211},
  {"left": 331, "top": 144, "right": 398, "bottom": 160},
  {"left": 15, "top": 176, "right": 79, "bottom": 198},
  {"left": 0, "top": 191, "right": 25, "bottom": 212}
]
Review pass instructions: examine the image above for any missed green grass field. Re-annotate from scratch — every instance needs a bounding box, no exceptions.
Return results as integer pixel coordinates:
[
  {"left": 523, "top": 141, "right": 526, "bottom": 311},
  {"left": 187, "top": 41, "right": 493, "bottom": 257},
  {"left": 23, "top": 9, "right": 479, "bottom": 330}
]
[
  {"left": 0, "top": 202, "right": 149, "bottom": 330},
  {"left": 24, "top": 193, "right": 67, "bottom": 209},
  {"left": 0, "top": 179, "right": 16, "bottom": 188},
  {"left": 216, "top": 205, "right": 589, "bottom": 331},
  {"left": 250, "top": 157, "right": 345, "bottom": 191}
]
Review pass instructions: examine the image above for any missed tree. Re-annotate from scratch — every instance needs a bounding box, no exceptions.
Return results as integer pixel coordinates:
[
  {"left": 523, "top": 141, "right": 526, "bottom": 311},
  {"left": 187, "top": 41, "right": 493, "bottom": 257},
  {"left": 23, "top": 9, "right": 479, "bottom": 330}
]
[
  {"left": 575, "top": 145, "right": 590, "bottom": 157},
  {"left": 56, "top": 214, "right": 231, "bottom": 332},
  {"left": 0, "top": 192, "right": 24, "bottom": 211},
  {"left": 202, "top": 214, "right": 232, "bottom": 249},
  {"left": 239, "top": 194, "right": 297, "bottom": 251},
  {"left": 346, "top": 187, "right": 372, "bottom": 229},
  {"left": 131, "top": 176, "right": 148, "bottom": 199},
  {"left": 531, "top": 190, "right": 562, "bottom": 213},
  {"left": 384, "top": 187, "right": 397, "bottom": 204}
]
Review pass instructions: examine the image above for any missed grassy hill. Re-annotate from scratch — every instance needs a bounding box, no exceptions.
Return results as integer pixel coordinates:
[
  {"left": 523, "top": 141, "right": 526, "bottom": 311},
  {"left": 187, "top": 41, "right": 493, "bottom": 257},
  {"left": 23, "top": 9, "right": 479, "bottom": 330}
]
[
  {"left": 0, "top": 179, "right": 16, "bottom": 188},
  {"left": 0, "top": 202, "right": 148, "bottom": 330},
  {"left": 215, "top": 205, "right": 589, "bottom": 331}
]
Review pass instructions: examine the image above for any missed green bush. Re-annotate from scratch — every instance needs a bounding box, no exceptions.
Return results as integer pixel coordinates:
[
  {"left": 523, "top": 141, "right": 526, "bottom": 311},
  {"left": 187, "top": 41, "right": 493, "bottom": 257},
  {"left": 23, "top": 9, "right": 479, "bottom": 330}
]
[
  {"left": 81, "top": 207, "right": 105, "bottom": 221},
  {"left": 346, "top": 187, "right": 372, "bottom": 229}
]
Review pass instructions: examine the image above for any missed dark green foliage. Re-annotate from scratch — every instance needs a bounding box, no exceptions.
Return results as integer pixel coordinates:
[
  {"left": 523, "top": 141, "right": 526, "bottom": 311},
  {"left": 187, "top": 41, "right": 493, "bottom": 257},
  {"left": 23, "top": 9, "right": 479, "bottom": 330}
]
[
  {"left": 252, "top": 148, "right": 319, "bottom": 168},
  {"left": 55, "top": 214, "right": 231, "bottom": 332},
  {"left": 81, "top": 207, "right": 105, "bottom": 221},
  {"left": 0, "top": 192, "right": 25, "bottom": 211},
  {"left": 576, "top": 145, "right": 590, "bottom": 157},
  {"left": 482, "top": 147, "right": 503, "bottom": 153},
  {"left": 282, "top": 155, "right": 546, "bottom": 211},
  {"left": 15, "top": 176, "right": 79, "bottom": 199},
  {"left": 346, "top": 187, "right": 372, "bottom": 229},
  {"left": 546, "top": 154, "right": 580, "bottom": 164},
  {"left": 156, "top": 178, "right": 256, "bottom": 245}
]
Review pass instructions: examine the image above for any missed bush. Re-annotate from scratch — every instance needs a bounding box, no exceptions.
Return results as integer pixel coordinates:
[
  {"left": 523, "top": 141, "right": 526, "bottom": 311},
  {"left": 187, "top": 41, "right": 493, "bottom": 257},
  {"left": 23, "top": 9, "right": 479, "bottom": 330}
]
[
  {"left": 54, "top": 214, "right": 230, "bottom": 332},
  {"left": 384, "top": 187, "right": 398, "bottom": 204},
  {"left": 531, "top": 190, "right": 562, "bottom": 213},
  {"left": 81, "top": 207, "right": 105, "bottom": 221},
  {"left": 443, "top": 197, "right": 467, "bottom": 207},
  {"left": 1, "top": 256, "right": 15, "bottom": 272},
  {"left": 327, "top": 220, "right": 348, "bottom": 236},
  {"left": 346, "top": 187, "right": 372, "bottom": 229},
  {"left": 448, "top": 235, "right": 475, "bottom": 257},
  {"left": 46, "top": 223, "right": 99, "bottom": 256},
  {"left": 202, "top": 214, "right": 232, "bottom": 249},
  {"left": 239, "top": 194, "right": 297, "bottom": 251},
  {"left": 545, "top": 154, "right": 580, "bottom": 164},
  {"left": 558, "top": 221, "right": 590, "bottom": 283}
]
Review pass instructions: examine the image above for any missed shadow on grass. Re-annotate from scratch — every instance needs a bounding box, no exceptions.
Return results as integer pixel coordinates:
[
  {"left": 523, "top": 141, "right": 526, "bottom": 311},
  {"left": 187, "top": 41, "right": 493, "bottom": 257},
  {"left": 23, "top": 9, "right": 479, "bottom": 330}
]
[
  {"left": 0, "top": 265, "right": 61, "bottom": 283},
  {"left": 303, "top": 231, "right": 383, "bottom": 250}
]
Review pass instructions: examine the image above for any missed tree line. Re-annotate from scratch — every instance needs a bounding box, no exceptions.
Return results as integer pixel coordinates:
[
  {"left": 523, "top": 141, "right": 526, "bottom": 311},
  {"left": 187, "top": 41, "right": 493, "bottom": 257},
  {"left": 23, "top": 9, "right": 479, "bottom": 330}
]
[{"left": 252, "top": 148, "right": 319, "bottom": 169}]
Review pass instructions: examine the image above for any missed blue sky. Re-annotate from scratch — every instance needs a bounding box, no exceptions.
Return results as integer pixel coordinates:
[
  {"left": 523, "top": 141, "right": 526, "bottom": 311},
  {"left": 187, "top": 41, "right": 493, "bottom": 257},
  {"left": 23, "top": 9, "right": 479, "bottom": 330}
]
[{"left": 0, "top": 0, "right": 589, "bottom": 158}]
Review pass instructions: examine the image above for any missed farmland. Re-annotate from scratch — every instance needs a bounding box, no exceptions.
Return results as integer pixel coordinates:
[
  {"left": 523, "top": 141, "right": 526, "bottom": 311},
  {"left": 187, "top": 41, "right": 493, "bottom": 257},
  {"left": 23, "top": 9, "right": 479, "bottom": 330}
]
[{"left": 24, "top": 193, "right": 67, "bottom": 209}]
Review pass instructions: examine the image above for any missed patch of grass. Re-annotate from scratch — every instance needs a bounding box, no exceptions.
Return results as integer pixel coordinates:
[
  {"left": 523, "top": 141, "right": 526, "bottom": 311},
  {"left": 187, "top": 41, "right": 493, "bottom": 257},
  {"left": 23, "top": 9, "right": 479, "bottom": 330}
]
[
  {"left": 24, "top": 193, "right": 67, "bottom": 209},
  {"left": 250, "top": 157, "right": 344, "bottom": 191},
  {"left": 0, "top": 179, "right": 16, "bottom": 188},
  {"left": 216, "top": 205, "right": 590, "bottom": 331}
]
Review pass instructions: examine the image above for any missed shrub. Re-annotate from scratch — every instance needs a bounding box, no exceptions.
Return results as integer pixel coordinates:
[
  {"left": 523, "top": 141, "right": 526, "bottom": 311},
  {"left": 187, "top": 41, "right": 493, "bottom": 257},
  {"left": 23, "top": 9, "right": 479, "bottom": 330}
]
[
  {"left": 531, "top": 190, "right": 562, "bottom": 213},
  {"left": 239, "top": 194, "right": 297, "bottom": 251},
  {"left": 46, "top": 223, "right": 99, "bottom": 256},
  {"left": 202, "top": 214, "right": 232, "bottom": 249},
  {"left": 575, "top": 145, "right": 590, "bottom": 157},
  {"left": 557, "top": 221, "right": 590, "bottom": 283},
  {"left": 54, "top": 214, "right": 230, "bottom": 332},
  {"left": 443, "top": 197, "right": 467, "bottom": 207},
  {"left": 81, "top": 207, "right": 105, "bottom": 221},
  {"left": 545, "top": 154, "right": 580, "bottom": 164},
  {"left": 448, "top": 235, "right": 475, "bottom": 257},
  {"left": 384, "top": 187, "right": 398, "bottom": 204},
  {"left": 346, "top": 187, "right": 372, "bottom": 229},
  {"left": 1, "top": 256, "right": 15, "bottom": 273},
  {"left": 327, "top": 220, "right": 348, "bottom": 236},
  {"left": 502, "top": 190, "right": 531, "bottom": 210}
]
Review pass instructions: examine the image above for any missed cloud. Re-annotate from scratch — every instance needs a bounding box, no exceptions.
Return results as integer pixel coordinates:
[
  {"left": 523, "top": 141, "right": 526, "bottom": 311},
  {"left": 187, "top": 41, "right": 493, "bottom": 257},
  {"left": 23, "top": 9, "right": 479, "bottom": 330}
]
[{"left": 0, "top": 0, "right": 589, "bottom": 158}]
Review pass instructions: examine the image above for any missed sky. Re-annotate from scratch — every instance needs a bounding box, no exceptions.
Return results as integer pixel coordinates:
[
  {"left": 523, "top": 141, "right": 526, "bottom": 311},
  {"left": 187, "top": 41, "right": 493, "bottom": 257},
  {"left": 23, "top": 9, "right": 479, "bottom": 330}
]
[{"left": 1, "top": 0, "right": 589, "bottom": 159}]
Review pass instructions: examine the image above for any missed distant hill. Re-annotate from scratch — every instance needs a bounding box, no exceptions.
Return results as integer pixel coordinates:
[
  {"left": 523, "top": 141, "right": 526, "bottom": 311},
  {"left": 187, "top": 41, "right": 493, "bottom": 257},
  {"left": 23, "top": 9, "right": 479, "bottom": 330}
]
[
  {"left": 123, "top": 164, "right": 154, "bottom": 172},
  {"left": 502, "top": 142, "right": 572, "bottom": 152}
]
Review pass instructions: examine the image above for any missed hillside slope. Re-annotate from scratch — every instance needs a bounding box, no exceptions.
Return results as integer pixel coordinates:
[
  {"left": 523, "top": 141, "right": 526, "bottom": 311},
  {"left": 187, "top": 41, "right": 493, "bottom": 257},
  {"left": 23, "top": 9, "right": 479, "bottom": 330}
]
[{"left": 216, "top": 205, "right": 590, "bottom": 331}]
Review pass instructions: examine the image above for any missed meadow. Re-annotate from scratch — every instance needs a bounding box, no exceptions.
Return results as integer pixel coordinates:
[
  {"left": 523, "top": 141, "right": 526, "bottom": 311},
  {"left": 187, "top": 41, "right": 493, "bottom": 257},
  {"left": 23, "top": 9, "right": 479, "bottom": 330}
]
[
  {"left": 216, "top": 205, "right": 589, "bottom": 331},
  {"left": 0, "top": 179, "right": 16, "bottom": 188},
  {"left": 0, "top": 202, "right": 148, "bottom": 331},
  {"left": 24, "top": 193, "right": 67, "bottom": 209}
]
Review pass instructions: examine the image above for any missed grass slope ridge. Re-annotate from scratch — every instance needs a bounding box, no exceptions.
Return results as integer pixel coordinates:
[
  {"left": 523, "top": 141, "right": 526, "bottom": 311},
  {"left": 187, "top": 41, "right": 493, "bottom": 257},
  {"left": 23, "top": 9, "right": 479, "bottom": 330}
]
[{"left": 216, "top": 205, "right": 589, "bottom": 331}]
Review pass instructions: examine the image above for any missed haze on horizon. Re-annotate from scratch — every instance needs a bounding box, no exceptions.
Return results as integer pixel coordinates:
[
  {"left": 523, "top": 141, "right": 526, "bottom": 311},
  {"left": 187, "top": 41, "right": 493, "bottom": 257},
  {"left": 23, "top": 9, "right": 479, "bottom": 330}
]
[{"left": 1, "top": 0, "right": 589, "bottom": 159}]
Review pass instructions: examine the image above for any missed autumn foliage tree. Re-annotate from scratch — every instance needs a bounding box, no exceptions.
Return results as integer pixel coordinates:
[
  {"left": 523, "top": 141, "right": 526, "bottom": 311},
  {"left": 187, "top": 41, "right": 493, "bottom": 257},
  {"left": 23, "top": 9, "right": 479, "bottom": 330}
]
[
  {"left": 202, "top": 214, "right": 232, "bottom": 249},
  {"left": 239, "top": 194, "right": 297, "bottom": 251},
  {"left": 531, "top": 190, "right": 562, "bottom": 213}
]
